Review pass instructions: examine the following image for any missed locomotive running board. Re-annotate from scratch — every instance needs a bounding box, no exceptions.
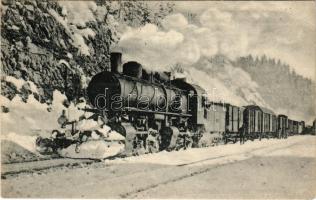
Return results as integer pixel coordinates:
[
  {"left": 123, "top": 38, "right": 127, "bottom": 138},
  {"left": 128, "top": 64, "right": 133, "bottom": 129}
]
[{"left": 124, "top": 107, "right": 192, "bottom": 117}]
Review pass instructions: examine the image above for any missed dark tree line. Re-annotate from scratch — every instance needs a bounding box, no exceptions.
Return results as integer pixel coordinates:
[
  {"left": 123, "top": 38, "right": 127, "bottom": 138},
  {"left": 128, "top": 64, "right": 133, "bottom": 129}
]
[{"left": 234, "top": 54, "right": 315, "bottom": 120}]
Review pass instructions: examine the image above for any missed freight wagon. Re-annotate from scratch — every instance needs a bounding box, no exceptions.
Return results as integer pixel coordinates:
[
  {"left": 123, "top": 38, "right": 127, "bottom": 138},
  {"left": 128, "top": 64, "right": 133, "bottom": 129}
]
[
  {"left": 223, "top": 104, "right": 244, "bottom": 143},
  {"left": 298, "top": 121, "right": 305, "bottom": 134},
  {"left": 243, "top": 105, "right": 277, "bottom": 140},
  {"left": 278, "top": 115, "right": 288, "bottom": 138}
]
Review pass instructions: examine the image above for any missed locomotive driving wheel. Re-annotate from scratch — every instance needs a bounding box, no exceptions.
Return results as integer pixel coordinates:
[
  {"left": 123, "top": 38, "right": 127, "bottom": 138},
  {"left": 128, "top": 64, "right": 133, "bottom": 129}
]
[
  {"left": 175, "top": 134, "right": 193, "bottom": 150},
  {"left": 159, "top": 126, "right": 180, "bottom": 151},
  {"left": 183, "top": 135, "right": 193, "bottom": 149},
  {"left": 146, "top": 129, "right": 160, "bottom": 153},
  {"left": 132, "top": 136, "right": 147, "bottom": 156}
]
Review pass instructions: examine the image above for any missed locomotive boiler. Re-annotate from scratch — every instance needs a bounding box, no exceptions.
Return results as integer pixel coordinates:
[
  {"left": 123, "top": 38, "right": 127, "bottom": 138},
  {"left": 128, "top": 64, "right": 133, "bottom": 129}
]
[{"left": 87, "top": 56, "right": 188, "bottom": 116}]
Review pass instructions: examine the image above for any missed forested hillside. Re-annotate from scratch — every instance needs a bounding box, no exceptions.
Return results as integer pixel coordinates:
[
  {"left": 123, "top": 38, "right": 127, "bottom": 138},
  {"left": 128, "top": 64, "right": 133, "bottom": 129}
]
[
  {"left": 181, "top": 53, "right": 315, "bottom": 122},
  {"left": 234, "top": 55, "right": 315, "bottom": 121}
]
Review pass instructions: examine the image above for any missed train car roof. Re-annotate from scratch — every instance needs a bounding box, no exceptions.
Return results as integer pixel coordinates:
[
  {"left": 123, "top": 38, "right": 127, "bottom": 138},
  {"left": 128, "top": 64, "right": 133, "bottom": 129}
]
[
  {"left": 245, "top": 105, "right": 275, "bottom": 115},
  {"left": 260, "top": 107, "right": 275, "bottom": 115},
  {"left": 171, "top": 79, "right": 206, "bottom": 94},
  {"left": 224, "top": 103, "right": 243, "bottom": 109}
]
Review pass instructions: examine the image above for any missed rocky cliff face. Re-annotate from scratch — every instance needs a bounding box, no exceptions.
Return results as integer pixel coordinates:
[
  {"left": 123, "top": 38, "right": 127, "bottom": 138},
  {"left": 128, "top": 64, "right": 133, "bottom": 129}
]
[
  {"left": 1, "top": 0, "right": 111, "bottom": 103},
  {"left": 1, "top": 0, "right": 173, "bottom": 104}
]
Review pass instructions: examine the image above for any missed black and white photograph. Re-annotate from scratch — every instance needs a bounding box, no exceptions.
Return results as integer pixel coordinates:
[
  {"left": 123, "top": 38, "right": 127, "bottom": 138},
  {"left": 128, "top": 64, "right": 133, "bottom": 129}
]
[{"left": 1, "top": 0, "right": 316, "bottom": 198}]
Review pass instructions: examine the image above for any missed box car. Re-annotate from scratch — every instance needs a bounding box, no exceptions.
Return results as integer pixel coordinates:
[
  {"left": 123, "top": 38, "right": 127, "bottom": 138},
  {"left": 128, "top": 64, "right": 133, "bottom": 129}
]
[
  {"left": 277, "top": 115, "right": 288, "bottom": 137},
  {"left": 261, "top": 107, "right": 277, "bottom": 138},
  {"left": 203, "top": 102, "right": 226, "bottom": 134},
  {"left": 298, "top": 121, "right": 305, "bottom": 134},
  {"left": 288, "top": 119, "right": 294, "bottom": 135},
  {"left": 224, "top": 104, "right": 244, "bottom": 143},
  {"left": 243, "top": 105, "right": 276, "bottom": 140},
  {"left": 243, "top": 106, "right": 261, "bottom": 140},
  {"left": 292, "top": 120, "right": 299, "bottom": 135},
  {"left": 199, "top": 101, "right": 226, "bottom": 146}
]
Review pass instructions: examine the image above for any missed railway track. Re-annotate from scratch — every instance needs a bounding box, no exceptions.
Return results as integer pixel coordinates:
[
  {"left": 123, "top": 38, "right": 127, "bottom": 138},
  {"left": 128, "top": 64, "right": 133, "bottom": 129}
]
[
  {"left": 1, "top": 136, "right": 311, "bottom": 198},
  {"left": 1, "top": 157, "right": 101, "bottom": 178},
  {"left": 119, "top": 137, "right": 307, "bottom": 198},
  {"left": 0, "top": 140, "right": 253, "bottom": 178},
  {"left": 1, "top": 136, "right": 305, "bottom": 181}
]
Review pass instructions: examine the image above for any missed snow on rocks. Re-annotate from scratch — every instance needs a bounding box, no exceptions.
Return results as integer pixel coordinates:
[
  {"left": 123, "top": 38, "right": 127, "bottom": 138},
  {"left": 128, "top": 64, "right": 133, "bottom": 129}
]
[{"left": 1, "top": 91, "right": 66, "bottom": 136}]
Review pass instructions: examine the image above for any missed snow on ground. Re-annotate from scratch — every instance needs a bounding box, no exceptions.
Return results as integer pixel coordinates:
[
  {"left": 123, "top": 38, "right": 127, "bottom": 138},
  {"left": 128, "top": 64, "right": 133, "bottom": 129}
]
[
  {"left": 263, "top": 139, "right": 316, "bottom": 158},
  {"left": 105, "top": 136, "right": 316, "bottom": 166},
  {"left": 2, "top": 135, "right": 315, "bottom": 199},
  {"left": 1, "top": 132, "right": 38, "bottom": 154},
  {"left": 1, "top": 139, "right": 45, "bottom": 163}
]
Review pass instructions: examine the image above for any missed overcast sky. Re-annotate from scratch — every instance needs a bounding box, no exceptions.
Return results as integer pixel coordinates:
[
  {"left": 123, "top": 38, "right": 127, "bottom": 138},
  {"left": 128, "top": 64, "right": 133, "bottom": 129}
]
[
  {"left": 61, "top": 1, "right": 316, "bottom": 79},
  {"left": 170, "top": 1, "right": 315, "bottom": 79}
]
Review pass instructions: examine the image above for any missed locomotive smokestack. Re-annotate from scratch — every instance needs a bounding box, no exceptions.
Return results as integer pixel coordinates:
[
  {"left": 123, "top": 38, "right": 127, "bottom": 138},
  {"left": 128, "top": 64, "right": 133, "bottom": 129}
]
[{"left": 110, "top": 52, "right": 122, "bottom": 73}]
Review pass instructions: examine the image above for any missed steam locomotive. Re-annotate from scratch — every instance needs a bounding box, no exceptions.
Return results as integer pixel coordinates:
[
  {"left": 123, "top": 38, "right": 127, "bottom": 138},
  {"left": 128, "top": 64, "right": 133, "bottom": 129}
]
[{"left": 87, "top": 52, "right": 306, "bottom": 156}]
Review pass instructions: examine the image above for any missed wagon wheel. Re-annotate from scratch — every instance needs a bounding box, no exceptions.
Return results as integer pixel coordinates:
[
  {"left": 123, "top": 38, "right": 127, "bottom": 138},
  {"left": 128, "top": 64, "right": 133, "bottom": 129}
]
[
  {"left": 133, "top": 136, "right": 146, "bottom": 156},
  {"left": 146, "top": 133, "right": 160, "bottom": 153},
  {"left": 234, "top": 136, "right": 238, "bottom": 144},
  {"left": 192, "top": 129, "right": 204, "bottom": 148},
  {"left": 146, "top": 139, "right": 159, "bottom": 153},
  {"left": 191, "top": 136, "right": 198, "bottom": 148},
  {"left": 244, "top": 134, "right": 248, "bottom": 142},
  {"left": 159, "top": 128, "right": 173, "bottom": 151},
  {"left": 184, "top": 136, "right": 193, "bottom": 149},
  {"left": 251, "top": 134, "right": 255, "bottom": 141},
  {"left": 224, "top": 136, "right": 228, "bottom": 144},
  {"left": 214, "top": 135, "right": 224, "bottom": 145},
  {"left": 223, "top": 134, "right": 228, "bottom": 144}
]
